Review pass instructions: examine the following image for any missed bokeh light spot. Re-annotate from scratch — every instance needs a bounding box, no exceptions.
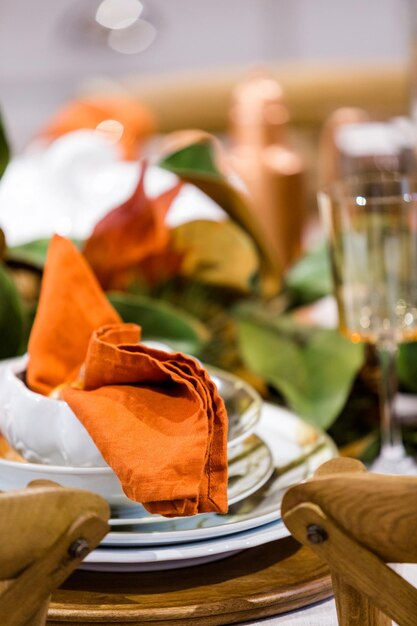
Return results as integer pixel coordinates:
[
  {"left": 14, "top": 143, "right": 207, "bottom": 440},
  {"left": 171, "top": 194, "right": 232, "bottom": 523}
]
[
  {"left": 96, "top": 0, "right": 143, "bottom": 30},
  {"left": 94, "top": 119, "right": 124, "bottom": 144},
  {"left": 108, "top": 19, "right": 157, "bottom": 54}
]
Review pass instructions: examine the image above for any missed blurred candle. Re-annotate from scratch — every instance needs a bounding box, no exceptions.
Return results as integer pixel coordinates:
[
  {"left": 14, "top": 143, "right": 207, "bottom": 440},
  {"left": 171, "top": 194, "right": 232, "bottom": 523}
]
[
  {"left": 230, "top": 75, "right": 289, "bottom": 149},
  {"left": 261, "top": 145, "right": 305, "bottom": 269},
  {"left": 228, "top": 74, "right": 306, "bottom": 271}
]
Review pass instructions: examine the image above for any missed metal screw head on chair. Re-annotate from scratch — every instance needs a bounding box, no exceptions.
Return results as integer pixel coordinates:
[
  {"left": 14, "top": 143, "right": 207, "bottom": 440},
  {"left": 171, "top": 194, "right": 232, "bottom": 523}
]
[
  {"left": 69, "top": 538, "right": 90, "bottom": 559},
  {"left": 306, "top": 524, "right": 328, "bottom": 544}
]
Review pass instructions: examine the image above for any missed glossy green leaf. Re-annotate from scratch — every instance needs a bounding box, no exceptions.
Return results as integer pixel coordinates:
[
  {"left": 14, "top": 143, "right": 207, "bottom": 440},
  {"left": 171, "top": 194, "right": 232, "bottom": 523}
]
[
  {"left": 0, "top": 263, "right": 25, "bottom": 358},
  {"left": 108, "top": 291, "right": 210, "bottom": 355},
  {"left": 397, "top": 342, "right": 417, "bottom": 393},
  {"left": 0, "top": 111, "right": 10, "bottom": 180},
  {"left": 159, "top": 136, "right": 280, "bottom": 296},
  {"left": 161, "top": 140, "right": 219, "bottom": 176},
  {"left": 236, "top": 311, "right": 364, "bottom": 429},
  {"left": 285, "top": 243, "right": 332, "bottom": 305},
  {"left": 7, "top": 238, "right": 82, "bottom": 271},
  {"left": 7, "top": 239, "right": 51, "bottom": 270}
]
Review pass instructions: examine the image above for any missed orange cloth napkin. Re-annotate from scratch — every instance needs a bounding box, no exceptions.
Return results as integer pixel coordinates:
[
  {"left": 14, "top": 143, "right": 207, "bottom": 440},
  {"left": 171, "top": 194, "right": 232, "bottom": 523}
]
[{"left": 27, "top": 235, "right": 228, "bottom": 516}]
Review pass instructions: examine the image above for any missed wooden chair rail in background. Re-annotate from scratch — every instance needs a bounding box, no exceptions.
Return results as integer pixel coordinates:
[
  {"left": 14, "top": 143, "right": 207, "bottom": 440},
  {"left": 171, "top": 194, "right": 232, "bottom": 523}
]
[
  {"left": 117, "top": 63, "right": 408, "bottom": 134},
  {"left": 282, "top": 458, "right": 417, "bottom": 626},
  {"left": 0, "top": 483, "right": 109, "bottom": 626}
]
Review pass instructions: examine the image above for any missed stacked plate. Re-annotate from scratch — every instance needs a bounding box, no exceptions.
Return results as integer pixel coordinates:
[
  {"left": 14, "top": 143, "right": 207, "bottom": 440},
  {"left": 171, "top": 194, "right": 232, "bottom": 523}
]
[{"left": 0, "top": 365, "right": 337, "bottom": 572}]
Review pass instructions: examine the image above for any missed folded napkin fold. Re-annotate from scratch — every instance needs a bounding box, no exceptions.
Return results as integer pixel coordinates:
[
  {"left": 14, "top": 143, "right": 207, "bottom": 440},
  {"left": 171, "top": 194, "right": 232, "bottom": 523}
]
[{"left": 27, "top": 235, "right": 228, "bottom": 516}]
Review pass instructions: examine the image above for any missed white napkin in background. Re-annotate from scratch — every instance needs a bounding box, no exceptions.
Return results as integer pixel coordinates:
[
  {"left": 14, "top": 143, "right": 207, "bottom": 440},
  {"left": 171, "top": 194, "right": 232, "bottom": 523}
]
[{"left": 0, "top": 130, "right": 226, "bottom": 246}]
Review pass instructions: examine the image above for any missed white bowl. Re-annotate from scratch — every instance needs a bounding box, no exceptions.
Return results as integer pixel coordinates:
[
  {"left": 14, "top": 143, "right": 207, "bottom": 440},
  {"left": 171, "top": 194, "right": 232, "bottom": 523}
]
[
  {"left": 0, "top": 357, "right": 261, "bottom": 468},
  {"left": 0, "top": 430, "right": 272, "bottom": 510},
  {"left": 0, "top": 357, "right": 106, "bottom": 467},
  {"left": 0, "top": 455, "right": 126, "bottom": 505}
]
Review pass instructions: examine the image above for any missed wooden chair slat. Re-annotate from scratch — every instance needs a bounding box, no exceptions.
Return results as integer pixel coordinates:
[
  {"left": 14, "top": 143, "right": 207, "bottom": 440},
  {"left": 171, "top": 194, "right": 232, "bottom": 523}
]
[
  {"left": 282, "top": 458, "right": 417, "bottom": 626},
  {"left": 0, "top": 484, "right": 109, "bottom": 626}
]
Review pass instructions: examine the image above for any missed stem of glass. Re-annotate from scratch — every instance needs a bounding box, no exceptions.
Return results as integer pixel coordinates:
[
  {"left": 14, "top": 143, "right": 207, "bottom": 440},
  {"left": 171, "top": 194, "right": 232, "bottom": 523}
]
[{"left": 376, "top": 339, "right": 407, "bottom": 462}]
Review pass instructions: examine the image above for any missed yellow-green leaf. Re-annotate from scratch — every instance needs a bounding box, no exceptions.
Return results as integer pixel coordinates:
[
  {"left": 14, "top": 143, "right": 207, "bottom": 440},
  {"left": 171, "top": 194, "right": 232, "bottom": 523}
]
[
  {"left": 159, "top": 135, "right": 280, "bottom": 296},
  {"left": 172, "top": 219, "right": 259, "bottom": 292}
]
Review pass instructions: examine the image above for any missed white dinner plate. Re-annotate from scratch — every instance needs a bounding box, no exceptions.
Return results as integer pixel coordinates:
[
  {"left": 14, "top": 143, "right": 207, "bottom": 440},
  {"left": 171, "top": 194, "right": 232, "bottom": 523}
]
[
  {"left": 80, "top": 519, "right": 289, "bottom": 572},
  {"left": 102, "top": 403, "right": 337, "bottom": 546}
]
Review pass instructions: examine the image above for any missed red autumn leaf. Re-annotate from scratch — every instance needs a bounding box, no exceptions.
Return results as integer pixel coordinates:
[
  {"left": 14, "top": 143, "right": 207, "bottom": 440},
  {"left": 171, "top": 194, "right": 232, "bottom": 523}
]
[
  {"left": 106, "top": 248, "right": 185, "bottom": 291},
  {"left": 83, "top": 163, "right": 182, "bottom": 289},
  {"left": 132, "top": 247, "right": 185, "bottom": 288}
]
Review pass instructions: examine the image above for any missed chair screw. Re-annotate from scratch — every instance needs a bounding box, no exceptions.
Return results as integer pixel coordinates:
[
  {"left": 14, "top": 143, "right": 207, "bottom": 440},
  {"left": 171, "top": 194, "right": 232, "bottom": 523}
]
[
  {"left": 306, "top": 524, "right": 328, "bottom": 544},
  {"left": 69, "top": 538, "right": 90, "bottom": 559}
]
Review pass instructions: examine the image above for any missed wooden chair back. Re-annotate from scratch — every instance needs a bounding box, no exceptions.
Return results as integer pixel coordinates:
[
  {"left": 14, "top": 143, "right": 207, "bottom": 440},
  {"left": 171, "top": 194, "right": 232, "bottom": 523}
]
[
  {"left": 0, "top": 482, "right": 109, "bottom": 626},
  {"left": 282, "top": 458, "right": 417, "bottom": 626}
]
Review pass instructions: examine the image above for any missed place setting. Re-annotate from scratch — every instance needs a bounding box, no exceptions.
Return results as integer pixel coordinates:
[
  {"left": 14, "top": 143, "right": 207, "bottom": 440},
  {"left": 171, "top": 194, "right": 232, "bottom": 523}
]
[
  {"left": 0, "top": 333, "right": 336, "bottom": 575},
  {"left": 0, "top": 130, "right": 339, "bottom": 588}
]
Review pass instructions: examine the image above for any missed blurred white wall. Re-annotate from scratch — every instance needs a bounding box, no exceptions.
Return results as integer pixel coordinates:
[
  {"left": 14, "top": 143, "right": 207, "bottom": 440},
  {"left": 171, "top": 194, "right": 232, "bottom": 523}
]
[{"left": 0, "top": 0, "right": 412, "bottom": 150}]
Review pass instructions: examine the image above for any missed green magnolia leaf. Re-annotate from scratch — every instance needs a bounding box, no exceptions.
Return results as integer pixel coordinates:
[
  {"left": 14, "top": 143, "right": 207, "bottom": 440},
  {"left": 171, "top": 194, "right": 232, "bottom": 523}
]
[
  {"left": 161, "top": 140, "right": 219, "bottom": 176},
  {"left": 0, "top": 263, "right": 25, "bottom": 358},
  {"left": 7, "top": 238, "right": 82, "bottom": 271},
  {"left": 397, "top": 342, "right": 417, "bottom": 393},
  {"left": 7, "top": 239, "right": 51, "bottom": 270},
  {"left": 108, "top": 291, "right": 210, "bottom": 355},
  {"left": 236, "top": 312, "right": 364, "bottom": 429},
  {"left": 0, "top": 111, "right": 10, "bottom": 180},
  {"left": 285, "top": 243, "right": 332, "bottom": 305},
  {"left": 159, "top": 136, "right": 280, "bottom": 296}
]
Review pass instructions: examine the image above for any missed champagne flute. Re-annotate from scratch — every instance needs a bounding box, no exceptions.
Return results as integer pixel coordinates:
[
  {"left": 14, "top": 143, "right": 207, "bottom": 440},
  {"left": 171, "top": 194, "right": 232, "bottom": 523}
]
[{"left": 318, "top": 173, "right": 417, "bottom": 474}]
